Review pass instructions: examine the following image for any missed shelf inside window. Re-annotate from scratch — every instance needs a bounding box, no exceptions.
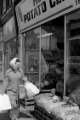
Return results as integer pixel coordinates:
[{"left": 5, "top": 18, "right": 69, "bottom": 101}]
[{"left": 68, "top": 35, "right": 80, "bottom": 41}]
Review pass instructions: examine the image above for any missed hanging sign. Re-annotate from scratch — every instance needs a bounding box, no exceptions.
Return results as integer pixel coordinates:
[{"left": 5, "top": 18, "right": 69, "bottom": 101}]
[{"left": 16, "top": 0, "right": 76, "bottom": 32}]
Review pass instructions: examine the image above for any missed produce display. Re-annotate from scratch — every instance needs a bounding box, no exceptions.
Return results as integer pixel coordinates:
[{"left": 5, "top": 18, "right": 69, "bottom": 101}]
[{"left": 34, "top": 93, "right": 80, "bottom": 120}]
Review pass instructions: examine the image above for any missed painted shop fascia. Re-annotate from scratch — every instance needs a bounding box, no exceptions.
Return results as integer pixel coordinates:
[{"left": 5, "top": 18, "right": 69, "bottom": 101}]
[{"left": 16, "top": 0, "right": 76, "bottom": 33}]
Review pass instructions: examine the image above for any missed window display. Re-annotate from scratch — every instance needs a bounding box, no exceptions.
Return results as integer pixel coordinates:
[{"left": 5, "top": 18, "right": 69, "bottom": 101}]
[
  {"left": 66, "top": 9, "right": 80, "bottom": 95},
  {"left": 40, "top": 17, "right": 64, "bottom": 96},
  {"left": 24, "top": 17, "right": 64, "bottom": 95}
]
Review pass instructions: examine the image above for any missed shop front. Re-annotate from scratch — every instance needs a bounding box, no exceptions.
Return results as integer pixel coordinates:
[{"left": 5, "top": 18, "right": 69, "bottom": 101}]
[
  {"left": 3, "top": 16, "right": 17, "bottom": 73},
  {"left": 22, "top": 17, "right": 64, "bottom": 95},
  {"left": 16, "top": 0, "right": 76, "bottom": 96}
]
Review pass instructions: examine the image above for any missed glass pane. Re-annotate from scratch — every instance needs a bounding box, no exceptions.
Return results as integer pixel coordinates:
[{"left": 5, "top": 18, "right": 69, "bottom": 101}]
[
  {"left": 0, "top": 64, "right": 2, "bottom": 72},
  {"left": 40, "top": 17, "right": 64, "bottom": 97},
  {"left": 0, "top": 42, "right": 3, "bottom": 73},
  {"left": 24, "top": 27, "right": 40, "bottom": 87},
  {"left": 25, "top": 51, "right": 39, "bottom": 73},
  {"left": 66, "top": 9, "right": 80, "bottom": 96},
  {"left": 25, "top": 29, "right": 39, "bottom": 50}
]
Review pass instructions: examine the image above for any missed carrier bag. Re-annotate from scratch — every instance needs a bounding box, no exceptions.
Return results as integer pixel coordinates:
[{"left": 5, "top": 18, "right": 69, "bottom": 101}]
[
  {"left": 24, "top": 81, "right": 40, "bottom": 98},
  {"left": 0, "top": 94, "right": 11, "bottom": 111}
]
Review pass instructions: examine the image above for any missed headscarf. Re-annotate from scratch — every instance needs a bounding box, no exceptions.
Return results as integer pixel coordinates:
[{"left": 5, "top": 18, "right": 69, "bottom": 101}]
[{"left": 9, "top": 57, "right": 20, "bottom": 70}]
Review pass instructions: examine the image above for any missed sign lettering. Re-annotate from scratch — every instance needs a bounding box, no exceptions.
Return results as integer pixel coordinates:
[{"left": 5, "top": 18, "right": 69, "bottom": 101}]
[
  {"left": 16, "top": 0, "right": 75, "bottom": 32},
  {"left": 24, "top": 1, "right": 47, "bottom": 23},
  {"left": 49, "top": 0, "right": 65, "bottom": 8}
]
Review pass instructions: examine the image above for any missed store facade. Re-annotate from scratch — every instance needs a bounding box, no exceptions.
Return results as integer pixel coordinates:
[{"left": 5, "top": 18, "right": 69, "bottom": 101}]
[
  {"left": 3, "top": 16, "right": 17, "bottom": 73},
  {"left": 16, "top": 0, "right": 78, "bottom": 96}
]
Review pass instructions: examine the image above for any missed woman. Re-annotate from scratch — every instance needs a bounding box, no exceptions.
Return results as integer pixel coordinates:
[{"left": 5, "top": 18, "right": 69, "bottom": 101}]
[{"left": 3, "top": 57, "right": 25, "bottom": 119}]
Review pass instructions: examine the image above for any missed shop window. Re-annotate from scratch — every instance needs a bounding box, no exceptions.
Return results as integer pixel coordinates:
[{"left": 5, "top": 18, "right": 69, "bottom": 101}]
[
  {"left": 24, "top": 28, "right": 40, "bottom": 87},
  {"left": 24, "top": 17, "right": 64, "bottom": 96},
  {"left": 66, "top": 9, "right": 80, "bottom": 95},
  {"left": 40, "top": 17, "right": 64, "bottom": 97},
  {"left": 4, "top": 39, "right": 17, "bottom": 72}
]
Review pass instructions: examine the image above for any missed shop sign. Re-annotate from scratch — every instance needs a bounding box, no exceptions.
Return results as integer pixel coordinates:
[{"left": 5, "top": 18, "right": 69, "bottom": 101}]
[
  {"left": 3, "top": 17, "right": 16, "bottom": 41},
  {"left": 16, "top": 0, "right": 76, "bottom": 32}
]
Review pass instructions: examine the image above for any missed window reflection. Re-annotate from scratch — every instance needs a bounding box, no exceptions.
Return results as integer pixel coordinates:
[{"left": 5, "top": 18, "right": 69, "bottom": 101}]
[
  {"left": 66, "top": 10, "right": 80, "bottom": 95},
  {"left": 40, "top": 17, "right": 64, "bottom": 97}
]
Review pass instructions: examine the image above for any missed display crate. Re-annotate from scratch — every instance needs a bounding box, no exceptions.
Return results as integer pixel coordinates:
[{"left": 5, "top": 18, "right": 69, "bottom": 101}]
[
  {"left": 34, "top": 103, "right": 62, "bottom": 120},
  {"left": 0, "top": 110, "right": 11, "bottom": 120}
]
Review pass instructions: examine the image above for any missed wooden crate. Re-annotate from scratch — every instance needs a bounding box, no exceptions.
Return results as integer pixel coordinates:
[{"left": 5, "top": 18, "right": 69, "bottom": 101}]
[{"left": 0, "top": 110, "right": 11, "bottom": 120}]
